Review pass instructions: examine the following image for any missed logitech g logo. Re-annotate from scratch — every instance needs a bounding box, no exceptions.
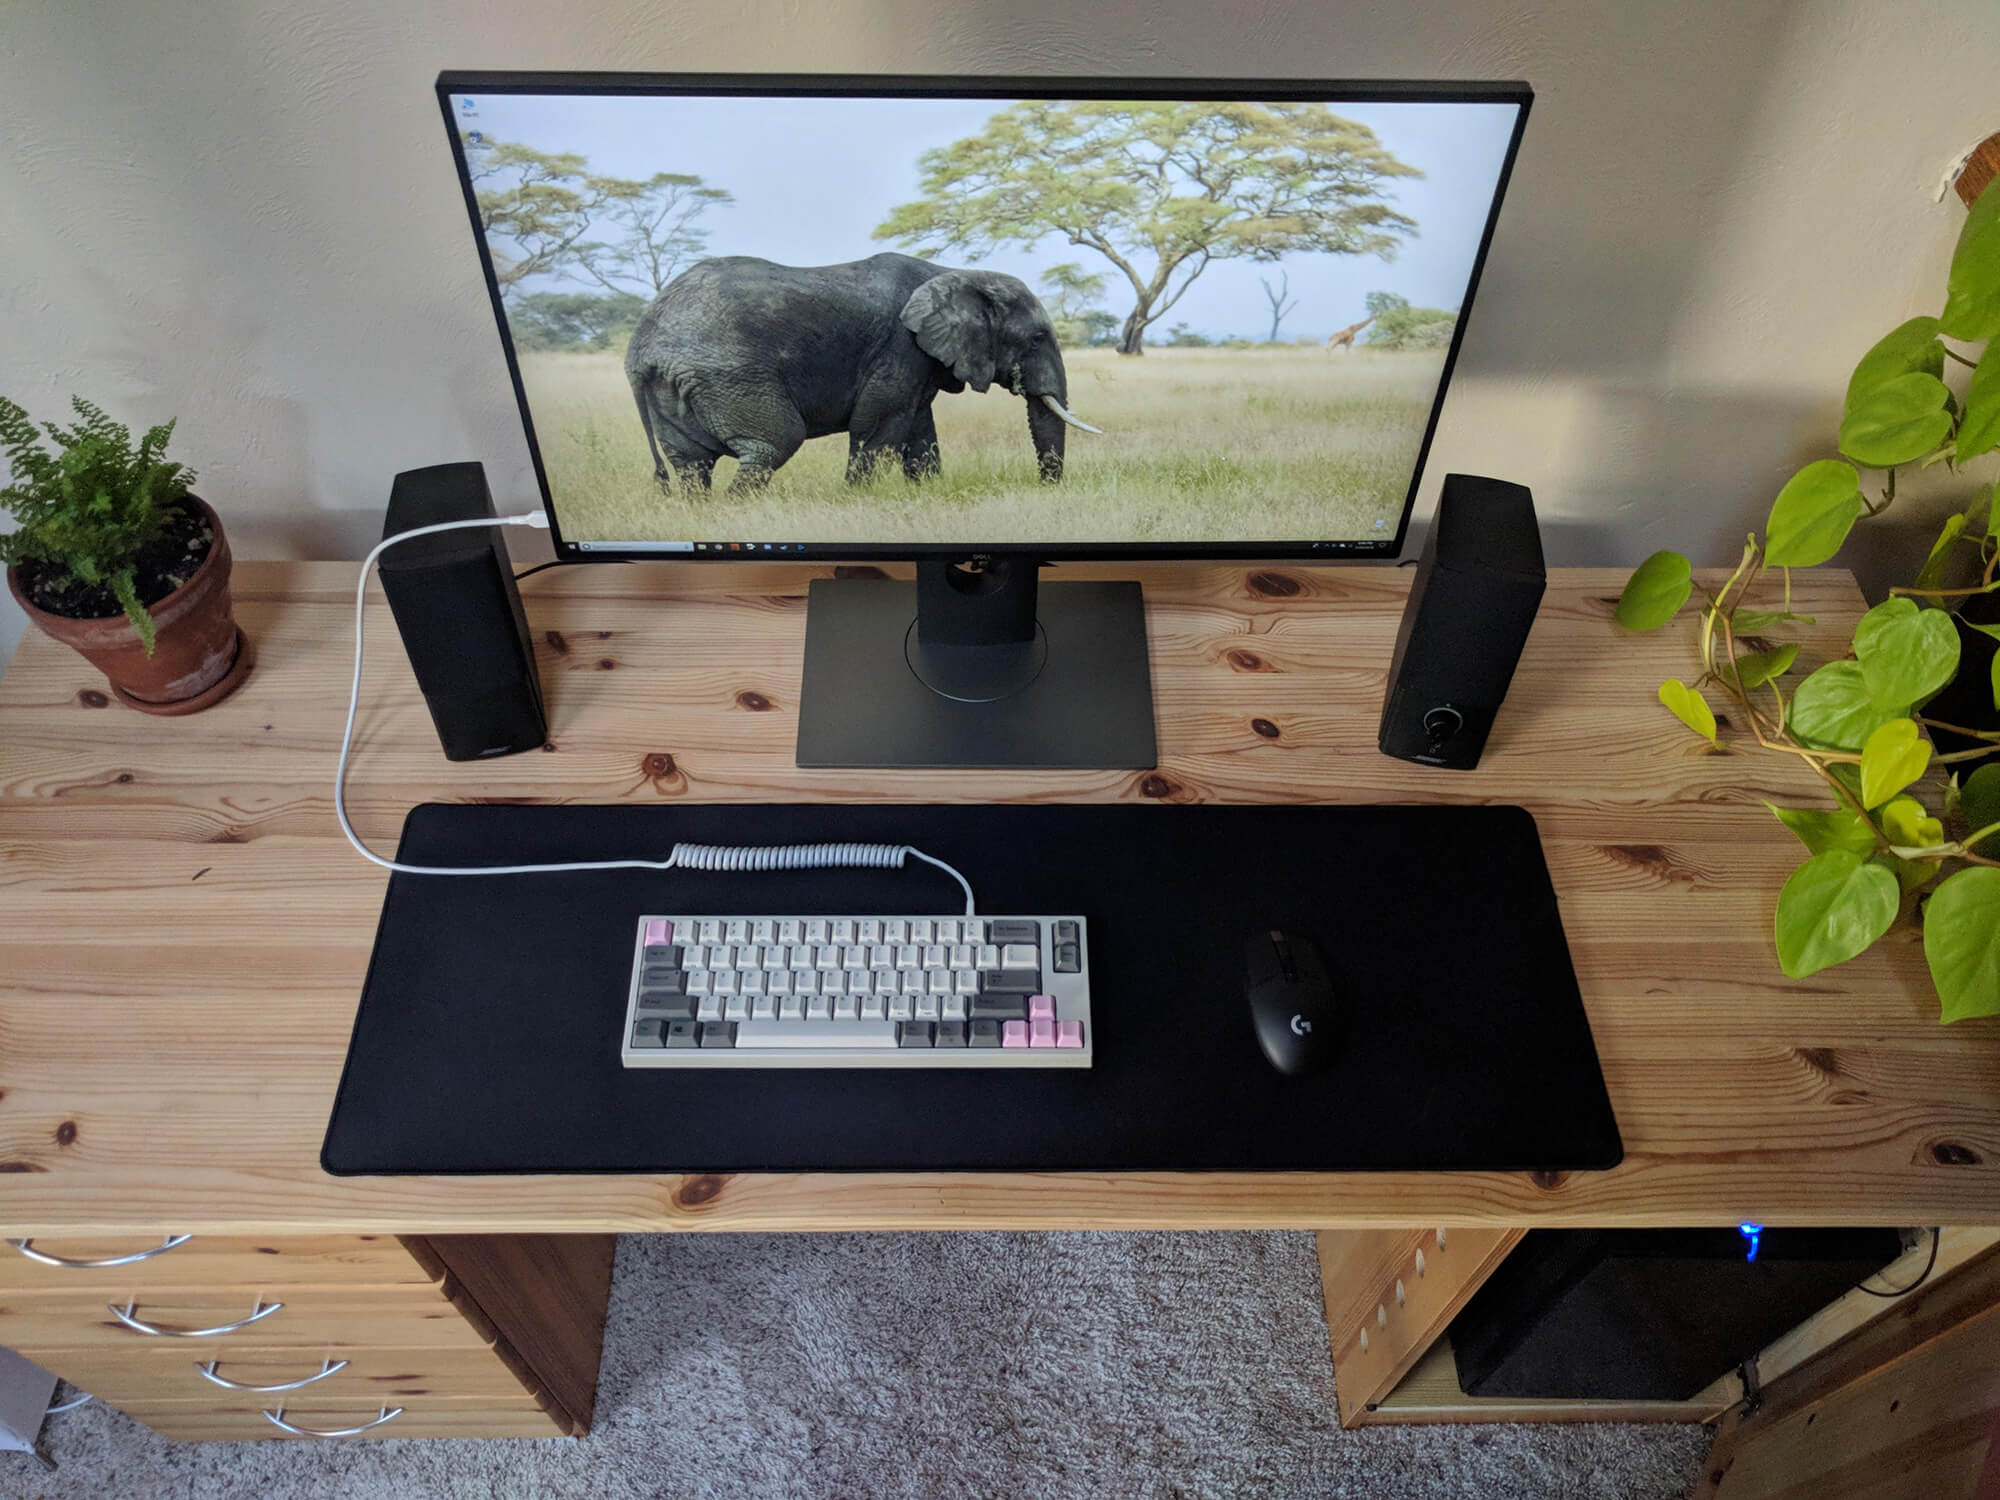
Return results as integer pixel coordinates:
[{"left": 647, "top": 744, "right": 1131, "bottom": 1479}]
[{"left": 1290, "top": 1014, "right": 1312, "bottom": 1036}]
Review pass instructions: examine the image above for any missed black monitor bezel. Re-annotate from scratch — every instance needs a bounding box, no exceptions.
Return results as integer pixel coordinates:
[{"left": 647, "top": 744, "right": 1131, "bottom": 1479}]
[{"left": 435, "top": 71, "right": 1532, "bottom": 564}]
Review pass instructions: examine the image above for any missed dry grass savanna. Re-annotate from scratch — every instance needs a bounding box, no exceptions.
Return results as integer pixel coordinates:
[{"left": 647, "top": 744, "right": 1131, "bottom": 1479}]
[{"left": 518, "top": 344, "right": 1448, "bottom": 546}]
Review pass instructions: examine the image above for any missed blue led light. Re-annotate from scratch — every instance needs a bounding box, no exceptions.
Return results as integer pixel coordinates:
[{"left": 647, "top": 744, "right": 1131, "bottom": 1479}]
[{"left": 1739, "top": 1222, "right": 1764, "bottom": 1262}]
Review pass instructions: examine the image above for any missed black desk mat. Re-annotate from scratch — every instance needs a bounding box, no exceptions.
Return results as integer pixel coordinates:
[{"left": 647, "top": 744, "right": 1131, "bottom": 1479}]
[{"left": 322, "top": 804, "right": 1621, "bottom": 1175}]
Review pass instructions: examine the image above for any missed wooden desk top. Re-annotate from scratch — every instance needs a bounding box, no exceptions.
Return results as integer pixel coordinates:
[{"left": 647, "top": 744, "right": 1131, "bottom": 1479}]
[{"left": 1, "top": 561, "right": 1995, "bottom": 1235}]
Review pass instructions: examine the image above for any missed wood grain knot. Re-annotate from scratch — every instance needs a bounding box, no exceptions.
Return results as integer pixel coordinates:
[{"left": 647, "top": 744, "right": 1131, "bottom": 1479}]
[
  {"left": 75, "top": 689, "right": 109, "bottom": 708},
  {"left": 1250, "top": 718, "right": 1280, "bottom": 739},
  {"left": 673, "top": 1173, "right": 732, "bottom": 1208},
  {"left": 597, "top": 657, "right": 617, "bottom": 671},
  {"left": 0, "top": 1162, "right": 46, "bottom": 1173},
  {"left": 115, "top": 772, "right": 133, "bottom": 784},
  {"left": 1139, "top": 774, "right": 1177, "bottom": 799},
  {"left": 597, "top": 630, "right": 613, "bottom": 640},
  {"left": 835, "top": 565, "right": 889, "bottom": 580},
  {"left": 1600, "top": 843, "right": 1704, "bottom": 885},
  {"left": 644, "top": 753, "right": 677, "bottom": 778},
  {"left": 208, "top": 828, "right": 247, "bottom": 844},
  {"left": 1931, "top": 1141, "right": 1983, "bottom": 1165},
  {"left": 736, "top": 691, "right": 773, "bottom": 712},
  {"left": 1531, "top": 1169, "right": 1569, "bottom": 1191},
  {"left": 543, "top": 630, "right": 570, "bottom": 655},
  {"left": 53, "top": 1120, "right": 77, "bottom": 1147},
  {"left": 1796, "top": 1046, "right": 1841, "bottom": 1079},
  {"left": 1225, "top": 649, "right": 1275, "bottom": 673},
  {"left": 541, "top": 741, "right": 559, "bottom": 752},
  {"left": 1246, "top": 571, "right": 1302, "bottom": 598}
]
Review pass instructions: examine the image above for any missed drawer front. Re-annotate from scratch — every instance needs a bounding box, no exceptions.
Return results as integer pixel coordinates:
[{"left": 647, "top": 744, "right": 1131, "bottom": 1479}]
[
  {"left": 124, "top": 1398, "right": 567, "bottom": 1442},
  {"left": 0, "top": 1234, "right": 435, "bottom": 1293},
  {"left": 0, "top": 1284, "right": 488, "bottom": 1353},
  {"left": 21, "top": 1341, "right": 543, "bottom": 1408}
]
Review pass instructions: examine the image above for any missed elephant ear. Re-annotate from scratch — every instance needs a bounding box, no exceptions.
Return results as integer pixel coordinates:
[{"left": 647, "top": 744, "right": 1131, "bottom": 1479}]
[{"left": 902, "top": 274, "right": 996, "bottom": 393}]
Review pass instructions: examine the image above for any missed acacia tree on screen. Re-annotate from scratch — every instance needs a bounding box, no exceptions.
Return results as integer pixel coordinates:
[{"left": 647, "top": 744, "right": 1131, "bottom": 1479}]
[{"left": 874, "top": 101, "right": 1422, "bottom": 354}]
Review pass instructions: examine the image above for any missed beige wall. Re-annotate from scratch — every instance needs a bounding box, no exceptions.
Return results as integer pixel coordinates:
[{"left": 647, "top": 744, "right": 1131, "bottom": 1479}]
[{"left": 2, "top": 0, "right": 1996, "bottom": 669}]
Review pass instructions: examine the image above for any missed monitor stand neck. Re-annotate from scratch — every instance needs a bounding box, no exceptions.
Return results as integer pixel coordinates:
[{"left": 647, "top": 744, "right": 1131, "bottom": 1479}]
[{"left": 794, "top": 552, "right": 1157, "bottom": 770}]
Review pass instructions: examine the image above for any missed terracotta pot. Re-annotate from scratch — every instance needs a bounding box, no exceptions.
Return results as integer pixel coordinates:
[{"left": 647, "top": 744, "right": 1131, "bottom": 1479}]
[{"left": 5, "top": 494, "right": 252, "bottom": 715}]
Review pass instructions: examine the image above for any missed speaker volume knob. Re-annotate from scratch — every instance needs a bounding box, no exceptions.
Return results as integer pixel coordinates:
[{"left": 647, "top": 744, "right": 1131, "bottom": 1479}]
[{"left": 1423, "top": 706, "right": 1463, "bottom": 743}]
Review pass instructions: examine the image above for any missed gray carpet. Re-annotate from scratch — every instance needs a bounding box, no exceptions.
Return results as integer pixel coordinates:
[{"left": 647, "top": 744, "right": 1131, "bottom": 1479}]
[{"left": 23, "top": 1232, "right": 1712, "bottom": 1499}]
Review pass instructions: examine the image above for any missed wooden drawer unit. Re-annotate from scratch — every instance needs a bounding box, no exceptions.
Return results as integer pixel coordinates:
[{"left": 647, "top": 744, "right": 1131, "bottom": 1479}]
[
  {"left": 119, "top": 1401, "right": 570, "bottom": 1442},
  {"left": 0, "top": 1282, "right": 493, "bottom": 1354},
  {"left": 14, "top": 1342, "right": 551, "bottom": 1410},
  {"left": 0, "top": 1233, "right": 437, "bottom": 1293}
]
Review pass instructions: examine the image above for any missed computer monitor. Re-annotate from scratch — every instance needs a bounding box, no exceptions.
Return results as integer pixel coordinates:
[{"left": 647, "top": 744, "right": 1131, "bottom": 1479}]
[{"left": 436, "top": 73, "right": 1530, "bottom": 769}]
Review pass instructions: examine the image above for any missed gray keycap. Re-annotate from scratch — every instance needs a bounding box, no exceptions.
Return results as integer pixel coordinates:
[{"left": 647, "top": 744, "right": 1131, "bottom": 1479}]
[
  {"left": 1053, "top": 942, "right": 1081, "bottom": 974},
  {"left": 988, "top": 920, "right": 1040, "bottom": 943},
  {"left": 969, "top": 993, "right": 1029, "bottom": 1021},
  {"left": 698, "top": 1021, "right": 736, "bottom": 1048},
  {"left": 631, "top": 1019, "right": 666, "bottom": 1047},
  {"left": 898, "top": 1021, "right": 935, "bottom": 1048},
  {"left": 665, "top": 1019, "right": 701, "bottom": 1048},
  {"left": 935, "top": 1020, "right": 967, "bottom": 1048},
  {"left": 968, "top": 1019, "right": 1003, "bottom": 1048},
  {"left": 636, "top": 993, "right": 696, "bottom": 1021},
  {"left": 979, "top": 969, "right": 1040, "bottom": 996}
]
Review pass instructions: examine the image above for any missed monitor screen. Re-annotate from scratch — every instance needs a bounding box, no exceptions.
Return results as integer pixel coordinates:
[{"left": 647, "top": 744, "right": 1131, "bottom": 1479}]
[{"left": 439, "top": 75, "right": 1528, "bottom": 561}]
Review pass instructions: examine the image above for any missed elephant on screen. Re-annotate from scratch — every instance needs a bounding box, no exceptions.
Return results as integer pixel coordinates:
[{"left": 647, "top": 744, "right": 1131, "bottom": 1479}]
[{"left": 624, "top": 252, "right": 1100, "bottom": 493}]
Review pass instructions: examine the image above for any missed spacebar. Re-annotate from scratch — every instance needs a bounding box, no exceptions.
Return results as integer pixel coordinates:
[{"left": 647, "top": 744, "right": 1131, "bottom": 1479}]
[{"left": 734, "top": 1021, "right": 900, "bottom": 1049}]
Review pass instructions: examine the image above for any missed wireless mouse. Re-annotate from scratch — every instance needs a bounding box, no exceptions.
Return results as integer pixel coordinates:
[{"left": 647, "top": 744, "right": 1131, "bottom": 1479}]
[{"left": 1245, "top": 929, "right": 1343, "bottom": 1077}]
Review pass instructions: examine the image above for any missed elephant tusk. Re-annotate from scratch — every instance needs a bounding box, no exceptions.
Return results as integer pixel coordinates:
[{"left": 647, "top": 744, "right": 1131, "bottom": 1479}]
[{"left": 1039, "top": 394, "right": 1104, "bottom": 436}]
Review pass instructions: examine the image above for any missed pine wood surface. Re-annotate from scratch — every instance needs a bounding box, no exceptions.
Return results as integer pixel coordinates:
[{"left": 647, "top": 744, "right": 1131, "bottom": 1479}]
[{"left": 2, "top": 560, "right": 1997, "bottom": 1234}]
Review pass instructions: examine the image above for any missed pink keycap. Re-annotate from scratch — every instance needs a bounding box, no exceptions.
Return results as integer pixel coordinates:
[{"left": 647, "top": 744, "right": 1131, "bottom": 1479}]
[
  {"left": 1056, "top": 1020, "right": 1083, "bottom": 1049},
  {"left": 1002, "top": 1020, "right": 1029, "bottom": 1048},
  {"left": 1029, "top": 1016, "right": 1056, "bottom": 1048},
  {"left": 644, "top": 919, "right": 672, "bottom": 947},
  {"left": 1028, "top": 994, "right": 1056, "bottom": 1021}
]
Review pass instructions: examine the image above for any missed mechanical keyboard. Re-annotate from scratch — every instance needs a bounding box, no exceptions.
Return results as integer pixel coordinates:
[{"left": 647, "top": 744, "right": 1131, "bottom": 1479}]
[{"left": 621, "top": 914, "right": 1091, "bottom": 1068}]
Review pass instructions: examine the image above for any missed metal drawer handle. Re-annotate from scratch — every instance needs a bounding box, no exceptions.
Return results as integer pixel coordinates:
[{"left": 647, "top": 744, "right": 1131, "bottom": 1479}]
[
  {"left": 197, "top": 1356, "right": 348, "bottom": 1393},
  {"left": 109, "top": 1297, "right": 282, "bottom": 1338},
  {"left": 9, "top": 1234, "right": 192, "bottom": 1269},
  {"left": 263, "top": 1405, "right": 404, "bottom": 1438}
]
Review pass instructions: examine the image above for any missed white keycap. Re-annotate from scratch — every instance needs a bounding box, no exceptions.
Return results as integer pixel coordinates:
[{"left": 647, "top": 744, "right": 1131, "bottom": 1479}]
[
  {"left": 841, "top": 947, "right": 866, "bottom": 971},
  {"left": 915, "top": 993, "right": 940, "bottom": 1021},
  {"left": 832, "top": 919, "right": 856, "bottom": 943},
  {"left": 888, "top": 993, "right": 914, "bottom": 1020},
  {"left": 886, "top": 919, "right": 909, "bottom": 943},
  {"left": 725, "top": 995, "right": 750, "bottom": 1021},
  {"left": 806, "top": 920, "right": 829, "bottom": 944},
  {"left": 790, "top": 944, "right": 815, "bottom": 969},
  {"left": 817, "top": 946, "right": 841, "bottom": 971},
  {"left": 752, "top": 920, "right": 775, "bottom": 944},
  {"left": 896, "top": 945, "right": 920, "bottom": 970},
  {"left": 770, "top": 970, "right": 793, "bottom": 996},
  {"left": 870, "top": 945, "right": 894, "bottom": 969},
  {"left": 735, "top": 1020, "right": 899, "bottom": 1050},
  {"left": 707, "top": 945, "right": 732, "bottom": 971},
  {"left": 901, "top": 970, "right": 924, "bottom": 995},
  {"left": 795, "top": 970, "right": 819, "bottom": 996},
  {"left": 913, "top": 920, "right": 935, "bottom": 943},
  {"left": 873, "top": 970, "right": 897, "bottom": 995},
  {"left": 714, "top": 971, "right": 738, "bottom": 996},
  {"left": 938, "top": 919, "right": 960, "bottom": 943},
  {"left": 780, "top": 994, "right": 805, "bottom": 1020},
  {"left": 860, "top": 993, "right": 887, "bottom": 1020},
  {"left": 741, "top": 971, "right": 765, "bottom": 997},
  {"left": 1001, "top": 944, "right": 1038, "bottom": 970},
  {"left": 858, "top": 919, "right": 882, "bottom": 943},
  {"left": 683, "top": 947, "right": 708, "bottom": 972},
  {"left": 923, "top": 945, "right": 946, "bottom": 970},
  {"left": 697, "top": 995, "right": 723, "bottom": 1021},
  {"left": 949, "top": 944, "right": 973, "bottom": 970},
  {"left": 928, "top": 970, "right": 951, "bottom": 995},
  {"left": 726, "top": 920, "right": 749, "bottom": 944},
  {"left": 736, "top": 943, "right": 760, "bottom": 970},
  {"left": 954, "top": 970, "right": 979, "bottom": 995},
  {"left": 942, "top": 994, "right": 967, "bottom": 1021},
  {"left": 778, "top": 920, "right": 802, "bottom": 944},
  {"left": 752, "top": 994, "right": 777, "bottom": 1021},
  {"left": 976, "top": 945, "right": 999, "bottom": 970},
  {"left": 689, "top": 971, "right": 712, "bottom": 997},
  {"left": 698, "top": 920, "right": 721, "bottom": 944},
  {"left": 834, "top": 993, "right": 859, "bottom": 1021},
  {"left": 963, "top": 919, "right": 984, "bottom": 944},
  {"left": 848, "top": 971, "right": 875, "bottom": 996},
  {"left": 763, "top": 946, "right": 787, "bottom": 970},
  {"left": 807, "top": 994, "right": 832, "bottom": 1021}
]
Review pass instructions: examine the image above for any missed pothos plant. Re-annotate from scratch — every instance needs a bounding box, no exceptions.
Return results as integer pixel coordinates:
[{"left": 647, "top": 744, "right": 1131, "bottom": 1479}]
[{"left": 1615, "top": 174, "right": 2000, "bottom": 1024}]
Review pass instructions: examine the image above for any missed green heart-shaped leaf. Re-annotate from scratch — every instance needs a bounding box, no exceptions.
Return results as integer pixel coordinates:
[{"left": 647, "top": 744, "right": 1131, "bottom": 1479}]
[
  {"left": 1838, "top": 371, "right": 1953, "bottom": 468},
  {"left": 1845, "top": 316, "right": 1944, "bottom": 410},
  {"left": 1941, "top": 176, "right": 2000, "bottom": 342},
  {"left": 1657, "top": 678, "right": 1716, "bottom": 743},
  {"left": 1881, "top": 795, "right": 1944, "bottom": 848},
  {"left": 1852, "top": 597, "right": 1961, "bottom": 707},
  {"left": 1766, "top": 803, "right": 1879, "bottom": 856},
  {"left": 1734, "top": 608, "right": 1816, "bottom": 630},
  {"left": 1873, "top": 852, "right": 1938, "bottom": 895},
  {"left": 1957, "top": 340, "right": 2000, "bottom": 461},
  {"left": 1859, "top": 717, "right": 1931, "bottom": 808},
  {"left": 1915, "top": 514, "right": 1968, "bottom": 593},
  {"left": 1962, "top": 764, "right": 2000, "bottom": 847},
  {"left": 1734, "top": 642, "right": 1798, "bottom": 689},
  {"left": 1774, "top": 850, "right": 1899, "bottom": 979},
  {"left": 1615, "top": 550, "right": 1694, "bottom": 631},
  {"left": 1788, "top": 660, "right": 1909, "bottom": 750},
  {"left": 1922, "top": 866, "right": 2000, "bottom": 1022},
  {"left": 1765, "top": 461, "right": 1863, "bottom": 567}
]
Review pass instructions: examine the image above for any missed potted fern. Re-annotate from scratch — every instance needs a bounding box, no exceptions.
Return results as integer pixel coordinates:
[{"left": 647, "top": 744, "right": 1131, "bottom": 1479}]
[
  {"left": 1613, "top": 171, "right": 2000, "bottom": 1023},
  {"left": 2, "top": 397, "right": 250, "bottom": 713}
]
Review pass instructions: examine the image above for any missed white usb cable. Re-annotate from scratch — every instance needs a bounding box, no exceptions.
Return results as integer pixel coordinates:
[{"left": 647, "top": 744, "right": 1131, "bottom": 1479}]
[{"left": 335, "top": 511, "right": 976, "bottom": 913}]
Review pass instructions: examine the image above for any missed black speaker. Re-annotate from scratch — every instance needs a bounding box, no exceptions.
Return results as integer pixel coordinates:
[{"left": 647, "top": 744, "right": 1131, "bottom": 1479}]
[
  {"left": 379, "top": 462, "right": 547, "bottom": 761},
  {"left": 1379, "top": 474, "right": 1545, "bottom": 769},
  {"left": 1449, "top": 1227, "right": 1904, "bottom": 1400}
]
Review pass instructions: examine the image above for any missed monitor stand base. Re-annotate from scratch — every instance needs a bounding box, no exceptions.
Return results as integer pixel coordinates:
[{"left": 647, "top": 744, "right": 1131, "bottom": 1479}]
[{"left": 795, "top": 568, "right": 1157, "bottom": 770}]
